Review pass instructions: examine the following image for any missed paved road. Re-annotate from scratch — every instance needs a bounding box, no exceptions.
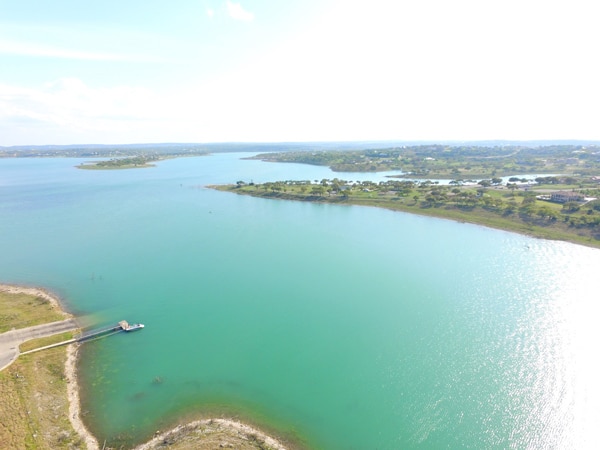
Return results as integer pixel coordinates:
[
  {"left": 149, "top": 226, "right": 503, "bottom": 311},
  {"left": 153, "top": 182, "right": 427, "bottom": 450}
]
[{"left": 0, "top": 319, "right": 79, "bottom": 371}]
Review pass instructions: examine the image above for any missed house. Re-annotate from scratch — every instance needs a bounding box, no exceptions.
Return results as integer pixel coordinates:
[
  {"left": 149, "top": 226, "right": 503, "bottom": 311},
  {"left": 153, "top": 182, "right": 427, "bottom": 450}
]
[{"left": 550, "top": 191, "right": 584, "bottom": 203}]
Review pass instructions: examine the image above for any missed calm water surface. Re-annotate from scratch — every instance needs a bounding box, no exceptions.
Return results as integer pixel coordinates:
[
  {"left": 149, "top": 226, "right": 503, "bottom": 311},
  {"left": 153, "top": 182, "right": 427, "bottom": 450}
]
[{"left": 1, "top": 154, "right": 599, "bottom": 449}]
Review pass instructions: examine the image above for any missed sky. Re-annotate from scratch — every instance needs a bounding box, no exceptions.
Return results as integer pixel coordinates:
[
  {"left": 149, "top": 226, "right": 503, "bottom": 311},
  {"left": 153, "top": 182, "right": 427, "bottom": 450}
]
[{"left": 0, "top": 0, "right": 599, "bottom": 146}]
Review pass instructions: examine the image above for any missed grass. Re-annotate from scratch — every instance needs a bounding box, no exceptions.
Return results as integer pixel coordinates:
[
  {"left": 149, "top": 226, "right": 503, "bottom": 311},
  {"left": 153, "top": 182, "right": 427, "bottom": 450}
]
[
  {"left": 0, "top": 290, "right": 83, "bottom": 449},
  {"left": 0, "top": 290, "right": 66, "bottom": 333},
  {"left": 0, "top": 347, "right": 85, "bottom": 449},
  {"left": 19, "top": 332, "right": 76, "bottom": 353}
]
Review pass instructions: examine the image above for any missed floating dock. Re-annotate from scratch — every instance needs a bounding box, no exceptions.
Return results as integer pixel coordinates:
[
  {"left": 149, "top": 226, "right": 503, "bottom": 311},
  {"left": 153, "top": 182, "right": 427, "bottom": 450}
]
[{"left": 118, "top": 320, "right": 145, "bottom": 332}]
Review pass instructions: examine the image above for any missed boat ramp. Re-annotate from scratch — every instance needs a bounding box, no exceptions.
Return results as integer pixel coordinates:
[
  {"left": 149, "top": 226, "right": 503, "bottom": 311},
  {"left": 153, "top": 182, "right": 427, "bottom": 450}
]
[{"left": 18, "top": 320, "right": 145, "bottom": 357}]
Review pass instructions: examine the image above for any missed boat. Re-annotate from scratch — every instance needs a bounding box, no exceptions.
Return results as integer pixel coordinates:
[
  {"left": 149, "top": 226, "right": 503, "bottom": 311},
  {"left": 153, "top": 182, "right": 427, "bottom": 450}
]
[
  {"left": 118, "top": 320, "right": 145, "bottom": 332},
  {"left": 124, "top": 323, "right": 145, "bottom": 332}
]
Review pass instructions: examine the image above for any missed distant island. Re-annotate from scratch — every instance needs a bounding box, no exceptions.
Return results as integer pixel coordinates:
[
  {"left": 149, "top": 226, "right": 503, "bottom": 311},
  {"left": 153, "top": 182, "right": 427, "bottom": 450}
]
[
  {"left": 76, "top": 155, "right": 165, "bottom": 170},
  {"left": 213, "top": 144, "right": 600, "bottom": 248}
]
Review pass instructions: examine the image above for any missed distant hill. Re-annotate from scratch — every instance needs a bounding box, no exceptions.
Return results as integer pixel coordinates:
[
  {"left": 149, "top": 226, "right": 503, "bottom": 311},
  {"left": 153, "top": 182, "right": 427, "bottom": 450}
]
[{"left": 3, "top": 140, "right": 600, "bottom": 158}]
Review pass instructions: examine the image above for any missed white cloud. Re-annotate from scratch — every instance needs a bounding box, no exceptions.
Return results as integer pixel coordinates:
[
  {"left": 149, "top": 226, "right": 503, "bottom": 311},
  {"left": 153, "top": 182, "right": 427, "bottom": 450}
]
[
  {"left": 226, "top": 1, "right": 254, "bottom": 22},
  {"left": 0, "top": 78, "right": 168, "bottom": 144},
  {"left": 0, "top": 39, "right": 126, "bottom": 61},
  {"left": 199, "top": 0, "right": 600, "bottom": 142},
  {"left": 2, "top": 0, "right": 600, "bottom": 145},
  {"left": 207, "top": 8, "right": 215, "bottom": 19},
  {"left": 0, "top": 39, "right": 165, "bottom": 62}
]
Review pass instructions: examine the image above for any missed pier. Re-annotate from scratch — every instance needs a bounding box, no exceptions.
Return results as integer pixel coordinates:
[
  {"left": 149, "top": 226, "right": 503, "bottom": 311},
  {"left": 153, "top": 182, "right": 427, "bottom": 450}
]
[
  {"left": 1, "top": 319, "right": 145, "bottom": 370},
  {"left": 18, "top": 320, "right": 144, "bottom": 357},
  {"left": 77, "top": 323, "right": 123, "bottom": 343}
]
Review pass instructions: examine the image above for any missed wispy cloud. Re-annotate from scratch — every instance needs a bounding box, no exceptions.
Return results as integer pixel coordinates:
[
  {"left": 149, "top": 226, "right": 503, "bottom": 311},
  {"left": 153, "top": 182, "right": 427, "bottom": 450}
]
[
  {"left": 0, "top": 78, "right": 161, "bottom": 133},
  {"left": 226, "top": 1, "right": 254, "bottom": 22},
  {"left": 0, "top": 39, "right": 164, "bottom": 62}
]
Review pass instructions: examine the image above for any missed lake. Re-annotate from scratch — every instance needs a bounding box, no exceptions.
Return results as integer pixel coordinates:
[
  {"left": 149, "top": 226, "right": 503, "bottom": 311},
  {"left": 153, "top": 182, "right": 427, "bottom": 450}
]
[{"left": 1, "top": 153, "right": 599, "bottom": 449}]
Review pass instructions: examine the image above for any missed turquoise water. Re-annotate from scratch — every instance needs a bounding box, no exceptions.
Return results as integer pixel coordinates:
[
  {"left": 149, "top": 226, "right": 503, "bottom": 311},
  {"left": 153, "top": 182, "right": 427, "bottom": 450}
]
[{"left": 1, "top": 154, "right": 600, "bottom": 449}]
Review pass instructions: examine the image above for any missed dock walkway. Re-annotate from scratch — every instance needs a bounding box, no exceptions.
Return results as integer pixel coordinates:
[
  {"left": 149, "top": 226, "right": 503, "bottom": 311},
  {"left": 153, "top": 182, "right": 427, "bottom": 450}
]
[{"left": 0, "top": 319, "right": 143, "bottom": 371}]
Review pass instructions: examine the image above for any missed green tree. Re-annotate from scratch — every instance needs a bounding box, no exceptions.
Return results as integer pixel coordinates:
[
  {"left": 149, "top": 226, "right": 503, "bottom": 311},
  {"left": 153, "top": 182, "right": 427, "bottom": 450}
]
[
  {"left": 562, "top": 202, "right": 580, "bottom": 213},
  {"left": 311, "top": 186, "right": 325, "bottom": 196}
]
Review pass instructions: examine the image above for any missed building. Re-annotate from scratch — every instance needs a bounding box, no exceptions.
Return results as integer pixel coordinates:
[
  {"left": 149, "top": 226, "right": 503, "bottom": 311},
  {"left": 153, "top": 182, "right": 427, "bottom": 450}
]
[{"left": 550, "top": 191, "right": 584, "bottom": 203}]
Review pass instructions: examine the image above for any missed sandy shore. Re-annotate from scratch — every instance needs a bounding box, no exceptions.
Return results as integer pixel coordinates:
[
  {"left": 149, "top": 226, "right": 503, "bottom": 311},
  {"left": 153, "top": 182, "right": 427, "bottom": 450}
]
[
  {"left": 2, "top": 283, "right": 289, "bottom": 450},
  {"left": 134, "top": 418, "right": 289, "bottom": 450},
  {"left": 65, "top": 344, "right": 100, "bottom": 450},
  {"left": 65, "top": 344, "right": 291, "bottom": 450}
]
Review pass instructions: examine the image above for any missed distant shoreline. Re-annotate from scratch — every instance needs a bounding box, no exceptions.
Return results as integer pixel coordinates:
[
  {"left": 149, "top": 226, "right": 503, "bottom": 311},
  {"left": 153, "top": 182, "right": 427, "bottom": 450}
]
[{"left": 0, "top": 283, "right": 291, "bottom": 450}]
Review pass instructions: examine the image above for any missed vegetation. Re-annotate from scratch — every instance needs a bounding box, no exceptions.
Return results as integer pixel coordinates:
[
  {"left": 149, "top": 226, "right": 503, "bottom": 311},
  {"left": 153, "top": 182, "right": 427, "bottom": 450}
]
[
  {"left": 249, "top": 144, "right": 600, "bottom": 178},
  {"left": 0, "top": 143, "right": 209, "bottom": 159},
  {"left": 0, "top": 345, "right": 85, "bottom": 449},
  {"left": 223, "top": 145, "right": 600, "bottom": 247},
  {"left": 0, "top": 143, "right": 211, "bottom": 170},
  {"left": 0, "top": 290, "right": 66, "bottom": 333},
  {"left": 0, "top": 290, "right": 83, "bottom": 449},
  {"left": 77, "top": 155, "right": 163, "bottom": 170},
  {"left": 19, "top": 332, "right": 75, "bottom": 353},
  {"left": 213, "top": 173, "right": 600, "bottom": 248}
]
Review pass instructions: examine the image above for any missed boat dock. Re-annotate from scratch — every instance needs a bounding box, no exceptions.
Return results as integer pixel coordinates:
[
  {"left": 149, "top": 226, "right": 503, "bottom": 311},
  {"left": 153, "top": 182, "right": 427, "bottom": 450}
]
[
  {"left": 18, "top": 320, "right": 144, "bottom": 356},
  {"left": 77, "top": 320, "right": 145, "bottom": 342}
]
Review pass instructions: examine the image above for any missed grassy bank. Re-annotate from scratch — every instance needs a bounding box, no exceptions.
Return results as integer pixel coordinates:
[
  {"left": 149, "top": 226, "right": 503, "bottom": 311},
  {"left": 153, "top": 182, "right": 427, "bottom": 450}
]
[
  {"left": 0, "top": 288, "right": 83, "bottom": 449},
  {"left": 0, "top": 339, "right": 83, "bottom": 449},
  {"left": 0, "top": 290, "right": 66, "bottom": 333}
]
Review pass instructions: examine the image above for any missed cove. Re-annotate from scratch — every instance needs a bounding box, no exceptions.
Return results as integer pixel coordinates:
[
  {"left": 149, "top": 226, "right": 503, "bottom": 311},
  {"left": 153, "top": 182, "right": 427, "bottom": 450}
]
[{"left": 1, "top": 153, "right": 600, "bottom": 448}]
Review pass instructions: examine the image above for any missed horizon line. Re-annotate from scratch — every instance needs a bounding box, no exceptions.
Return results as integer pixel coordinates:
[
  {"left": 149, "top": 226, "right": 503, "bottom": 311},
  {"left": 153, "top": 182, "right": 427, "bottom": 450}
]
[{"left": 3, "top": 138, "right": 600, "bottom": 149}]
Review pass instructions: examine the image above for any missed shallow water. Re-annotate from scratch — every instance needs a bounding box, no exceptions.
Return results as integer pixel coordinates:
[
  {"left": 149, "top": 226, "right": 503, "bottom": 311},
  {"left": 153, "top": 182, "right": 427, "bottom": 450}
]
[{"left": 1, "top": 154, "right": 599, "bottom": 449}]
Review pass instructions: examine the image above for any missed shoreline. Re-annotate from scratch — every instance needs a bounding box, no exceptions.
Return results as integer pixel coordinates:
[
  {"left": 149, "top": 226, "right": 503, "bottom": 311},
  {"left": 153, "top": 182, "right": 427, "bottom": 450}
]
[
  {"left": 1, "top": 283, "right": 290, "bottom": 450},
  {"left": 65, "top": 344, "right": 100, "bottom": 449},
  {"left": 0, "top": 283, "right": 100, "bottom": 448},
  {"left": 134, "top": 418, "right": 289, "bottom": 450},
  {"left": 210, "top": 185, "right": 600, "bottom": 250}
]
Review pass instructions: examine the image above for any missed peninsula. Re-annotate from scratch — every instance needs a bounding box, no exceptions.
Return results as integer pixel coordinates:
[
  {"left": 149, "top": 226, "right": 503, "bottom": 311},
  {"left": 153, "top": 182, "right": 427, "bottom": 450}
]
[{"left": 212, "top": 144, "right": 600, "bottom": 248}]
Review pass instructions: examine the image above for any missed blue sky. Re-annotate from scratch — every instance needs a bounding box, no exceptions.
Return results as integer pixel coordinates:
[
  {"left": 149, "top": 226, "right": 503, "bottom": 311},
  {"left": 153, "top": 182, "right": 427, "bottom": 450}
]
[{"left": 1, "top": 0, "right": 598, "bottom": 145}]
